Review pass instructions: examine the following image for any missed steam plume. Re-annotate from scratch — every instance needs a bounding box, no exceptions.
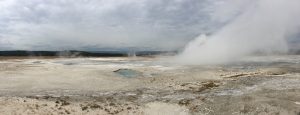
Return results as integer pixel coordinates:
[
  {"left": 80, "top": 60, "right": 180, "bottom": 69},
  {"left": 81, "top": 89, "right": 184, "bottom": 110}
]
[{"left": 177, "top": 0, "right": 300, "bottom": 65}]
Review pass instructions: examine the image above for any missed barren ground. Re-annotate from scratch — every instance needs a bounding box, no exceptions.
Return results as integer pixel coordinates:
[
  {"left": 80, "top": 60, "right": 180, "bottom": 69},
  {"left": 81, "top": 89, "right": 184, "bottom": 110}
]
[{"left": 0, "top": 55, "right": 299, "bottom": 115}]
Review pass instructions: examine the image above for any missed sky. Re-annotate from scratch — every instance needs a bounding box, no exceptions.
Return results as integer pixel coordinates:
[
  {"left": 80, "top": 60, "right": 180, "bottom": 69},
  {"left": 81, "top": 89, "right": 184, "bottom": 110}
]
[{"left": 0, "top": 0, "right": 299, "bottom": 51}]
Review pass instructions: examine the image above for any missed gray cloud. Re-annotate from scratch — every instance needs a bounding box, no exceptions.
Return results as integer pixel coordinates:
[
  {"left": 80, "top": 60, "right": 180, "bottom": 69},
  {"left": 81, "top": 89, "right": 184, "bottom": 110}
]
[
  {"left": 0, "top": 0, "right": 216, "bottom": 50},
  {"left": 0, "top": 0, "right": 298, "bottom": 51}
]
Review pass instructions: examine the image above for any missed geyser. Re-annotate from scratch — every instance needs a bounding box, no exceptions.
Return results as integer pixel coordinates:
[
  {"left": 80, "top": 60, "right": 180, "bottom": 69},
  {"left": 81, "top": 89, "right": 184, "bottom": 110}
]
[{"left": 177, "top": 0, "right": 300, "bottom": 65}]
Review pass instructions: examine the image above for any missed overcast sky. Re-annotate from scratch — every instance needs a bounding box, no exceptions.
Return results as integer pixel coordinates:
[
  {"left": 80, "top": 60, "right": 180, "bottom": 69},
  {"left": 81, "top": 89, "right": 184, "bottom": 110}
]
[{"left": 0, "top": 0, "right": 298, "bottom": 51}]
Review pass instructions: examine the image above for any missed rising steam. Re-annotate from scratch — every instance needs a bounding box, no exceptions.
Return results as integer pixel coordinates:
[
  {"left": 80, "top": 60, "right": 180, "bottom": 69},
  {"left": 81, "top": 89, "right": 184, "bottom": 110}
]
[{"left": 177, "top": 0, "right": 300, "bottom": 65}]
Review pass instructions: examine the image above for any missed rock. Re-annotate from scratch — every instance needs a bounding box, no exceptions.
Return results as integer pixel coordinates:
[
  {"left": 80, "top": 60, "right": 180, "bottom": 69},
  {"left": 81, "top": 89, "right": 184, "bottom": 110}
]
[{"left": 178, "top": 99, "right": 191, "bottom": 106}]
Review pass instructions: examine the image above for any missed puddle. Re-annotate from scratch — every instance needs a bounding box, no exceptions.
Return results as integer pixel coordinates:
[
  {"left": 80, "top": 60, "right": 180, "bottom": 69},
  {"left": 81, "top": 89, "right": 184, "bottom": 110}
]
[{"left": 114, "top": 69, "right": 142, "bottom": 78}]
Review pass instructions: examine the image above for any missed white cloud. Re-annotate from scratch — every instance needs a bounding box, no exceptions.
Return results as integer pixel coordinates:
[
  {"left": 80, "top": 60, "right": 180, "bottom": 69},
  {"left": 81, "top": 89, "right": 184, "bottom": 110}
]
[
  {"left": 0, "top": 0, "right": 298, "bottom": 51},
  {"left": 0, "top": 0, "right": 216, "bottom": 50}
]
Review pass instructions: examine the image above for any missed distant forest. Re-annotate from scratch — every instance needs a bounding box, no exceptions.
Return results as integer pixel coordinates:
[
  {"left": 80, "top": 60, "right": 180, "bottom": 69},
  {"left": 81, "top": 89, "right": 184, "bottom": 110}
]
[{"left": 0, "top": 50, "right": 178, "bottom": 57}]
